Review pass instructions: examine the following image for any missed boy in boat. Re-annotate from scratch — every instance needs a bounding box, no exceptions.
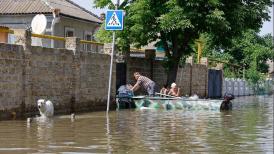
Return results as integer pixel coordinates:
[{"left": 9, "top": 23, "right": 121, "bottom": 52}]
[
  {"left": 160, "top": 84, "right": 169, "bottom": 97},
  {"left": 130, "top": 72, "right": 156, "bottom": 96},
  {"left": 168, "top": 83, "right": 181, "bottom": 97},
  {"left": 220, "top": 93, "right": 234, "bottom": 111}
]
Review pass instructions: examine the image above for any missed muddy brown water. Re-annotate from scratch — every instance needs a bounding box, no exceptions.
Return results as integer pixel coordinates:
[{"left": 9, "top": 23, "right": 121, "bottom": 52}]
[{"left": 0, "top": 95, "right": 272, "bottom": 153}]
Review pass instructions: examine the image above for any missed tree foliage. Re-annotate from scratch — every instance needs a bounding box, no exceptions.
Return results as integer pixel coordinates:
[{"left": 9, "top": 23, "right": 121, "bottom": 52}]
[
  {"left": 201, "top": 30, "right": 273, "bottom": 83},
  {"left": 227, "top": 30, "right": 273, "bottom": 83},
  {"left": 94, "top": 0, "right": 272, "bottom": 84}
]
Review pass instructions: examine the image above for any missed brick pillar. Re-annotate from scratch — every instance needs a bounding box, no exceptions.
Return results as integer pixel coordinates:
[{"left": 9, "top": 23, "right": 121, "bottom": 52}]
[
  {"left": 14, "top": 29, "right": 32, "bottom": 50},
  {"left": 186, "top": 56, "right": 194, "bottom": 65},
  {"left": 0, "top": 27, "right": 9, "bottom": 43},
  {"left": 13, "top": 29, "right": 32, "bottom": 116},
  {"left": 103, "top": 43, "right": 112, "bottom": 54},
  {"left": 200, "top": 57, "right": 208, "bottom": 66},
  {"left": 65, "top": 37, "right": 80, "bottom": 54},
  {"left": 65, "top": 37, "right": 81, "bottom": 113}
]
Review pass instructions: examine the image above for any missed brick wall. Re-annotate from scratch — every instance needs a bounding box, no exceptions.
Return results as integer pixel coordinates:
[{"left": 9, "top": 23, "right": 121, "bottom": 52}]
[
  {"left": 79, "top": 52, "right": 116, "bottom": 111},
  {"left": 29, "top": 46, "right": 74, "bottom": 114},
  {"left": 176, "top": 64, "right": 192, "bottom": 96},
  {"left": 190, "top": 64, "right": 208, "bottom": 97},
  {"left": 0, "top": 44, "right": 24, "bottom": 111},
  {"left": 0, "top": 30, "right": 116, "bottom": 119}
]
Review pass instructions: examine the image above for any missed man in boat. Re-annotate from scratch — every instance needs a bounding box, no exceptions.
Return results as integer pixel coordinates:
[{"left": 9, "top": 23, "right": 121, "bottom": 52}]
[
  {"left": 220, "top": 93, "right": 234, "bottom": 111},
  {"left": 130, "top": 72, "right": 156, "bottom": 96}
]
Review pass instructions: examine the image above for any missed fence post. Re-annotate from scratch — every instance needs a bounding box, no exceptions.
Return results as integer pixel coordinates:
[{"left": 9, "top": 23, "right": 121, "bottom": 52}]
[
  {"left": 65, "top": 37, "right": 81, "bottom": 113},
  {"left": 13, "top": 29, "right": 32, "bottom": 116}
]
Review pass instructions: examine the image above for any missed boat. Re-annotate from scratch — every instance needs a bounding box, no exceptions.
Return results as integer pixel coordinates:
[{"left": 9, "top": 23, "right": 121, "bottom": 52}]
[
  {"left": 116, "top": 85, "right": 224, "bottom": 111},
  {"left": 133, "top": 96, "right": 222, "bottom": 110},
  {"left": 116, "top": 95, "right": 223, "bottom": 111}
]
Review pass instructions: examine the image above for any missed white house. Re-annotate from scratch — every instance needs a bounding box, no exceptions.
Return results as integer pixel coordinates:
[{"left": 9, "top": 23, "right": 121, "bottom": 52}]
[{"left": 0, "top": 0, "right": 102, "bottom": 51}]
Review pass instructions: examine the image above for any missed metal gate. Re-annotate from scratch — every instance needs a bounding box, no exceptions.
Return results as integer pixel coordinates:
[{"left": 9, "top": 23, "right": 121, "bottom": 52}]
[
  {"left": 208, "top": 69, "right": 222, "bottom": 98},
  {"left": 116, "top": 63, "right": 127, "bottom": 93}
]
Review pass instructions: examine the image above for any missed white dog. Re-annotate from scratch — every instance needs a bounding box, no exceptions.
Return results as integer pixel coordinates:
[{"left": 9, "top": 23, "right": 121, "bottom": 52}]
[{"left": 37, "top": 99, "right": 54, "bottom": 117}]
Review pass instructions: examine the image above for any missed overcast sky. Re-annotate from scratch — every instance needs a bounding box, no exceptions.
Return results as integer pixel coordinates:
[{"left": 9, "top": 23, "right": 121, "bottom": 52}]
[{"left": 71, "top": 0, "right": 273, "bottom": 36}]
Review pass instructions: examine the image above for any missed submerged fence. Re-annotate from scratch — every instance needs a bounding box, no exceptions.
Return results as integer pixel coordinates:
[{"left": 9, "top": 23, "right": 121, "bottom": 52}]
[{"left": 222, "top": 78, "right": 274, "bottom": 96}]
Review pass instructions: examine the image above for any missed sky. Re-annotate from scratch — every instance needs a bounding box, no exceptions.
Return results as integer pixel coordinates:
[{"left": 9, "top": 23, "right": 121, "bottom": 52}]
[{"left": 71, "top": 0, "right": 273, "bottom": 36}]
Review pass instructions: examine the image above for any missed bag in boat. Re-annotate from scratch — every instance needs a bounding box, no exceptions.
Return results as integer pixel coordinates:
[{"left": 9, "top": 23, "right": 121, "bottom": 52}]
[
  {"left": 117, "top": 85, "right": 135, "bottom": 109},
  {"left": 117, "top": 85, "right": 134, "bottom": 98}
]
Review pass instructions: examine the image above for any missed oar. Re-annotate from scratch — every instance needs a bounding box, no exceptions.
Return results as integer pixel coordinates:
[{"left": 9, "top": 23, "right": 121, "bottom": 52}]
[{"left": 155, "top": 92, "right": 180, "bottom": 98}]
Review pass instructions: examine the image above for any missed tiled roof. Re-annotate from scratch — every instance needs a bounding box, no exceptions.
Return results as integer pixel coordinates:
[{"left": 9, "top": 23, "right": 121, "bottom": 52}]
[{"left": 0, "top": 0, "right": 102, "bottom": 23}]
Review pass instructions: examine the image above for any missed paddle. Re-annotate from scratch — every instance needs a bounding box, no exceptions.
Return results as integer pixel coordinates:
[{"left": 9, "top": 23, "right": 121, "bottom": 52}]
[{"left": 155, "top": 92, "right": 181, "bottom": 98}]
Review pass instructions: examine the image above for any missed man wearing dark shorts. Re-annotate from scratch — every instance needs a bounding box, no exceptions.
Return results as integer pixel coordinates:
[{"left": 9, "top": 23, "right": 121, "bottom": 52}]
[{"left": 131, "top": 72, "right": 155, "bottom": 96}]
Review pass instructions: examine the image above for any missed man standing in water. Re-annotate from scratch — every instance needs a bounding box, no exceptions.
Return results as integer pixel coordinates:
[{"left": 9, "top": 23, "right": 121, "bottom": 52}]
[
  {"left": 220, "top": 93, "right": 234, "bottom": 111},
  {"left": 130, "top": 72, "right": 156, "bottom": 96}
]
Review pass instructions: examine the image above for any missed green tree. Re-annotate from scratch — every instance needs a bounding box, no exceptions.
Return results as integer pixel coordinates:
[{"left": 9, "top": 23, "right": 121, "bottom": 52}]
[
  {"left": 227, "top": 30, "right": 273, "bottom": 83},
  {"left": 95, "top": 0, "right": 272, "bottom": 85},
  {"left": 199, "top": 30, "right": 273, "bottom": 85}
]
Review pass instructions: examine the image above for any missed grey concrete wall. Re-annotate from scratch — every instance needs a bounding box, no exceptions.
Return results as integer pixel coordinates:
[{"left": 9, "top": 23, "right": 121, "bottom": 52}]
[
  {"left": 29, "top": 46, "right": 75, "bottom": 113},
  {"left": 176, "top": 64, "right": 192, "bottom": 96},
  {"left": 0, "top": 30, "right": 115, "bottom": 119},
  {"left": 153, "top": 60, "right": 167, "bottom": 89},
  {"left": 79, "top": 52, "right": 116, "bottom": 111},
  {"left": 190, "top": 64, "right": 208, "bottom": 97},
  {"left": 0, "top": 44, "right": 24, "bottom": 110}
]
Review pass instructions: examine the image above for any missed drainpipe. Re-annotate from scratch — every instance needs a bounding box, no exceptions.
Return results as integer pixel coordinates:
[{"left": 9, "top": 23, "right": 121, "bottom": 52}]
[{"left": 51, "top": 9, "right": 60, "bottom": 48}]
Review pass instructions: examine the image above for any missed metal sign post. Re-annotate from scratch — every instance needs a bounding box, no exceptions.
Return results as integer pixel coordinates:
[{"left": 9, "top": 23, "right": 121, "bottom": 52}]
[
  {"left": 106, "top": 32, "right": 115, "bottom": 112},
  {"left": 106, "top": 1, "right": 123, "bottom": 112}
]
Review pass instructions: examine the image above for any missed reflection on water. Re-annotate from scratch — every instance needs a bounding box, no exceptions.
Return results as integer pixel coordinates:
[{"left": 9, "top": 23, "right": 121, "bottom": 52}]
[{"left": 0, "top": 96, "right": 272, "bottom": 153}]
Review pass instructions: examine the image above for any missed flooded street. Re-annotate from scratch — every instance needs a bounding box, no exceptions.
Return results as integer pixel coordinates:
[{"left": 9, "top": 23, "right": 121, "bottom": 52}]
[{"left": 0, "top": 95, "right": 272, "bottom": 153}]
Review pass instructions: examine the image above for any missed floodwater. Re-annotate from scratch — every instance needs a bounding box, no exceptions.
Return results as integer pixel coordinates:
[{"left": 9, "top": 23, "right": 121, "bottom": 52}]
[{"left": 0, "top": 96, "right": 272, "bottom": 154}]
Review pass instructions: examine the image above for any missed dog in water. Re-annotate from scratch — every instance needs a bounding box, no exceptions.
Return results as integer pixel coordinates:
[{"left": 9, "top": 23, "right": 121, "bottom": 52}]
[
  {"left": 37, "top": 99, "right": 54, "bottom": 117},
  {"left": 220, "top": 93, "right": 234, "bottom": 111}
]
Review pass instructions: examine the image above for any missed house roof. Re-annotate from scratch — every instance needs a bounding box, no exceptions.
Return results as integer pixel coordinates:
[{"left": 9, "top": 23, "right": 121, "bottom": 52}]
[{"left": 0, "top": 0, "right": 102, "bottom": 23}]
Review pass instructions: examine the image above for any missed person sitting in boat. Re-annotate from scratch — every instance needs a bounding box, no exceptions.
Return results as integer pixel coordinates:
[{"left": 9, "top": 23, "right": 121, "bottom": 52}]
[
  {"left": 130, "top": 72, "right": 156, "bottom": 96},
  {"left": 220, "top": 93, "right": 234, "bottom": 111},
  {"left": 160, "top": 84, "right": 169, "bottom": 97},
  {"left": 168, "top": 83, "right": 181, "bottom": 97},
  {"left": 126, "top": 84, "right": 133, "bottom": 90}
]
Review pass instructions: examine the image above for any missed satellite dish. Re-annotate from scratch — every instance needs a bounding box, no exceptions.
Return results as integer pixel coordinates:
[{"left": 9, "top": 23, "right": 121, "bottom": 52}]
[
  {"left": 111, "top": 0, "right": 124, "bottom": 6},
  {"left": 31, "top": 14, "right": 47, "bottom": 34}
]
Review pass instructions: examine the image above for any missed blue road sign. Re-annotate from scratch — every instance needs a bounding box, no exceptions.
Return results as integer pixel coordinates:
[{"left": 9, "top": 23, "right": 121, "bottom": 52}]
[{"left": 105, "top": 10, "right": 124, "bottom": 30}]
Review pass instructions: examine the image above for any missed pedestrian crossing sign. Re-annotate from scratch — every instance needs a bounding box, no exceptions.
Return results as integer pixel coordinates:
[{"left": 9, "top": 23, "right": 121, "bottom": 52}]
[{"left": 105, "top": 10, "right": 124, "bottom": 30}]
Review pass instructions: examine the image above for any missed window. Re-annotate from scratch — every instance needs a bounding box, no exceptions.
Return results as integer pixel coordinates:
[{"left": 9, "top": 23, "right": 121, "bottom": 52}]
[
  {"left": 84, "top": 31, "right": 93, "bottom": 51},
  {"left": 65, "top": 27, "right": 74, "bottom": 37}
]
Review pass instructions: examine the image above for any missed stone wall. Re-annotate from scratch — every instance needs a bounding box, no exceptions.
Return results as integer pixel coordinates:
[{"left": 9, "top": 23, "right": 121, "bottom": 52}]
[
  {"left": 29, "top": 46, "right": 74, "bottom": 114},
  {"left": 0, "top": 44, "right": 24, "bottom": 111},
  {"left": 0, "top": 30, "right": 116, "bottom": 119},
  {"left": 176, "top": 64, "right": 192, "bottom": 96},
  {"left": 190, "top": 64, "right": 208, "bottom": 97},
  {"left": 79, "top": 52, "right": 116, "bottom": 112},
  {"left": 153, "top": 60, "right": 167, "bottom": 89}
]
